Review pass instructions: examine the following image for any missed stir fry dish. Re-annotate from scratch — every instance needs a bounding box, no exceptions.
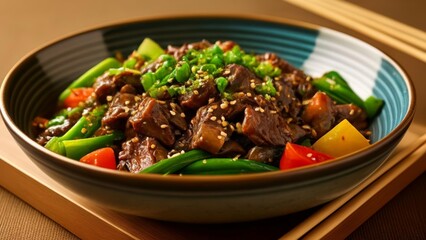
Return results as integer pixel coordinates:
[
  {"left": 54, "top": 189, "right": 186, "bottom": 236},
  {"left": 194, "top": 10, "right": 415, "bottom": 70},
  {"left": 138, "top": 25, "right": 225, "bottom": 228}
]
[{"left": 32, "top": 38, "right": 383, "bottom": 174}]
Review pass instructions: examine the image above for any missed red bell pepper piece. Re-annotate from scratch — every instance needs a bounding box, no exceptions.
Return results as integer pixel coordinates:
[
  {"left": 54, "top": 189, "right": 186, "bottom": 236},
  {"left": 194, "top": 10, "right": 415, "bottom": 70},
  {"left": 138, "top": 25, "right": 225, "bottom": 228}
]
[
  {"left": 280, "top": 143, "right": 333, "bottom": 170},
  {"left": 80, "top": 147, "right": 116, "bottom": 170}
]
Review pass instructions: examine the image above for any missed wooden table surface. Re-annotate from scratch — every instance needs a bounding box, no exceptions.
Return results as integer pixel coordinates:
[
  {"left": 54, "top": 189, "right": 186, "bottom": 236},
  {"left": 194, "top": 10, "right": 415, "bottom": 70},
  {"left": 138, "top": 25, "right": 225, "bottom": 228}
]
[{"left": 1, "top": 0, "right": 425, "bottom": 239}]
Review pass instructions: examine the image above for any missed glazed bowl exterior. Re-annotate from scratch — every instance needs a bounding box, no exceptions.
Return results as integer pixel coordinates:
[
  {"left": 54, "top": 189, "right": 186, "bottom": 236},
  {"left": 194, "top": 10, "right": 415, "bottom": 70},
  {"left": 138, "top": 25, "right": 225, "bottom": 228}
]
[{"left": 0, "top": 15, "right": 415, "bottom": 223}]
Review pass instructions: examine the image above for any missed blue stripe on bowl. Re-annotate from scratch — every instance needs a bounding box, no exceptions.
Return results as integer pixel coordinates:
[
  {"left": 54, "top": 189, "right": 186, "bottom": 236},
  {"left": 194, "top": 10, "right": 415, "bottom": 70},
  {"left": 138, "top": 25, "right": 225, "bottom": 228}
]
[
  {"left": 369, "top": 59, "right": 410, "bottom": 142},
  {"left": 303, "top": 27, "right": 411, "bottom": 143},
  {"left": 101, "top": 18, "right": 319, "bottom": 68}
]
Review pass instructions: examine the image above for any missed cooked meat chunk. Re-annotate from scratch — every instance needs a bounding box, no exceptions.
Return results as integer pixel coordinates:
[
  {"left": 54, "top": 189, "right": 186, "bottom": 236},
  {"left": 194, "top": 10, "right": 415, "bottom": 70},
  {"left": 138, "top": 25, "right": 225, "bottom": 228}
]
[
  {"left": 246, "top": 146, "right": 283, "bottom": 164},
  {"left": 93, "top": 71, "right": 142, "bottom": 102},
  {"left": 242, "top": 106, "right": 294, "bottom": 146},
  {"left": 178, "top": 79, "right": 218, "bottom": 110},
  {"left": 335, "top": 104, "right": 368, "bottom": 130},
  {"left": 223, "top": 64, "right": 261, "bottom": 93},
  {"left": 190, "top": 104, "right": 227, "bottom": 154},
  {"left": 102, "top": 92, "right": 138, "bottom": 130},
  {"left": 301, "top": 92, "right": 336, "bottom": 138},
  {"left": 118, "top": 136, "right": 168, "bottom": 173},
  {"left": 129, "top": 97, "right": 175, "bottom": 146}
]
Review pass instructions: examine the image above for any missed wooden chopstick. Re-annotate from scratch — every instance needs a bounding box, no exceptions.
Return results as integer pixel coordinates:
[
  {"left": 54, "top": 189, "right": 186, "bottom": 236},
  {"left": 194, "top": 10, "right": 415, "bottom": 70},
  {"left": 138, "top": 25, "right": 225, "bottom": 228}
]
[
  {"left": 280, "top": 134, "right": 426, "bottom": 240},
  {"left": 316, "top": 0, "right": 426, "bottom": 50},
  {"left": 284, "top": 0, "right": 426, "bottom": 62},
  {"left": 304, "top": 141, "right": 426, "bottom": 239}
]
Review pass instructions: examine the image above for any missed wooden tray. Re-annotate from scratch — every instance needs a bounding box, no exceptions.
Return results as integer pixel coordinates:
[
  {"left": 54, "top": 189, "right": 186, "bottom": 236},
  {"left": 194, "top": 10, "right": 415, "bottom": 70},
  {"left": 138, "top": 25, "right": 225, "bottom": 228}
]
[{"left": 1, "top": 118, "right": 425, "bottom": 239}]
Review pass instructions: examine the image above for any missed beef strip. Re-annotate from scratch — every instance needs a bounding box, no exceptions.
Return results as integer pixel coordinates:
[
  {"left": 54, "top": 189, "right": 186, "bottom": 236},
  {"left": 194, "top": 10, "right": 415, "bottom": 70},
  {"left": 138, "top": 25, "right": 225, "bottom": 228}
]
[
  {"left": 242, "top": 105, "right": 302, "bottom": 146},
  {"left": 246, "top": 146, "right": 283, "bottom": 165},
  {"left": 335, "top": 104, "right": 368, "bottom": 130},
  {"left": 301, "top": 91, "right": 336, "bottom": 138},
  {"left": 36, "top": 120, "right": 73, "bottom": 145},
  {"left": 102, "top": 92, "right": 138, "bottom": 130},
  {"left": 178, "top": 78, "right": 218, "bottom": 110},
  {"left": 129, "top": 97, "right": 175, "bottom": 147},
  {"left": 222, "top": 64, "right": 261, "bottom": 93},
  {"left": 188, "top": 99, "right": 246, "bottom": 154},
  {"left": 93, "top": 71, "right": 142, "bottom": 103},
  {"left": 117, "top": 136, "right": 168, "bottom": 173}
]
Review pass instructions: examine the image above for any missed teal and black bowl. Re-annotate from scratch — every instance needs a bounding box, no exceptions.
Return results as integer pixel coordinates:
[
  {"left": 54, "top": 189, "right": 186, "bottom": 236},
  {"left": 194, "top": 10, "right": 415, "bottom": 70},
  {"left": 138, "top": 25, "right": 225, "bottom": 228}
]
[{"left": 0, "top": 15, "right": 415, "bottom": 223}]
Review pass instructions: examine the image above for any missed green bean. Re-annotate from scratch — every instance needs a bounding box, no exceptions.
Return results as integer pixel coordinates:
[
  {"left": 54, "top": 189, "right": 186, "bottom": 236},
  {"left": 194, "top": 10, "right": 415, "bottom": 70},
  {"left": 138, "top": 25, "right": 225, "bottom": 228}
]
[
  {"left": 140, "top": 150, "right": 211, "bottom": 174},
  {"left": 179, "top": 158, "right": 279, "bottom": 175},
  {"left": 175, "top": 61, "right": 191, "bottom": 83},
  {"left": 312, "top": 76, "right": 365, "bottom": 107},
  {"left": 62, "top": 131, "right": 124, "bottom": 160},
  {"left": 46, "top": 106, "right": 83, "bottom": 128},
  {"left": 364, "top": 96, "right": 384, "bottom": 119},
  {"left": 313, "top": 72, "right": 384, "bottom": 118},
  {"left": 58, "top": 58, "right": 121, "bottom": 103},
  {"left": 45, "top": 105, "right": 107, "bottom": 155},
  {"left": 141, "top": 72, "right": 156, "bottom": 91},
  {"left": 215, "top": 77, "right": 228, "bottom": 94},
  {"left": 255, "top": 77, "right": 277, "bottom": 96}
]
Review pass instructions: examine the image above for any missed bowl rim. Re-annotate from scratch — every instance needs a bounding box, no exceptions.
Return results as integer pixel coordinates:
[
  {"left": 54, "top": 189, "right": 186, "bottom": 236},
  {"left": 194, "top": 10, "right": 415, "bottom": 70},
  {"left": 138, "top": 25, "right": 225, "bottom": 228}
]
[{"left": 0, "top": 13, "right": 416, "bottom": 192}]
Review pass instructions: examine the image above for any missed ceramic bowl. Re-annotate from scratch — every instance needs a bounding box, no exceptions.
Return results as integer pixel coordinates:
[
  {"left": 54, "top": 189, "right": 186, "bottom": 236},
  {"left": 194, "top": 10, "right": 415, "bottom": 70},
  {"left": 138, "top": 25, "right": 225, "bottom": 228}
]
[{"left": 0, "top": 15, "right": 415, "bottom": 223}]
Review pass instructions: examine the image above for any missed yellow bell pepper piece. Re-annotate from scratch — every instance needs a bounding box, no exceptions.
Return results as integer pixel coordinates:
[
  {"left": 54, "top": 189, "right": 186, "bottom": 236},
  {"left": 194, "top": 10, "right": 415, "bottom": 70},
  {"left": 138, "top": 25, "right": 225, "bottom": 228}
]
[{"left": 312, "top": 119, "right": 370, "bottom": 158}]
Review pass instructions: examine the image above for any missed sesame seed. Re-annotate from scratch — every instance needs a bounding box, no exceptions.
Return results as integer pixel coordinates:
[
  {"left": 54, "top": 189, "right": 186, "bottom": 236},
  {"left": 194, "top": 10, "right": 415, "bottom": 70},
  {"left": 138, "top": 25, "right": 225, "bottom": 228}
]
[
  {"left": 255, "top": 107, "right": 260, "bottom": 112},
  {"left": 180, "top": 112, "right": 186, "bottom": 118},
  {"left": 230, "top": 100, "right": 237, "bottom": 105},
  {"left": 125, "top": 100, "right": 130, "bottom": 105},
  {"left": 232, "top": 154, "right": 241, "bottom": 160},
  {"left": 326, "top": 78, "right": 336, "bottom": 85},
  {"left": 286, "top": 118, "right": 293, "bottom": 124},
  {"left": 270, "top": 110, "right": 277, "bottom": 114},
  {"left": 236, "top": 122, "right": 242, "bottom": 133},
  {"left": 202, "top": 159, "right": 207, "bottom": 164},
  {"left": 210, "top": 116, "right": 217, "bottom": 121},
  {"left": 150, "top": 144, "right": 156, "bottom": 149},
  {"left": 221, "top": 121, "right": 228, "bottom": 127},
  {"left": 260, "top": 108, "right": 265, "bottom": 113},
  {"left": 106, "top": 96, "right": 113, "bottom": 102},
  {"left": 207, "top": 108, "right": 214, "bottom": 113},
  {"left": 217, "top": 135, "right": 223, "bottom": 140},
  {"left": 143, "top": 121, "right": 147, "bottom": 125},
  {"left": 224, "top": 69, "right": 231, "bottom": 75},
  {"left": 349, "top": 109, "right": 355, "bottom": 115},
  {"left": 220, "top": 131, "right": 227, "bottom": 137},
  {"left": 250, "top": 79, "right": 255, "bottom": 83},
  {"left": 211, "top": 105, "right": 218, "bottom": 109},
  {"left": 220, "top": 101, "right": 229, "bottom": 109},
  {"left": 193, "top": 90, "right": 199, "bottom": 95},
  {"left": 81, "top": 128, "right": 87, "bottom": 134},
  {"left": 124, "top": 107, "right": 130, "bottom": 113},
  {"left": 246, "top": 92, "right": 252, "bottom": 97},
  {"left": 307, "top": 153, "right": 313, "bottom": 158},
  {"left": 208, "top": 98, "right": 215, "bottom": 104},
  {"left": 311, "top": 129, "right": 318, "bottom": 137},
  {"left": 131, "top": 137, "right": 139, "bottom": 143},
  {"left": 170, "top": 110, "right": 176, "bottom": 116},
  {"left": 250, "top": 83, "right": 256, "bottom": 89},
  {"left": 302, "top": 125, "right": 311, "bottom": 130},
  {"left": 160, "top": 124, "right": 168, "bottom": 129}
]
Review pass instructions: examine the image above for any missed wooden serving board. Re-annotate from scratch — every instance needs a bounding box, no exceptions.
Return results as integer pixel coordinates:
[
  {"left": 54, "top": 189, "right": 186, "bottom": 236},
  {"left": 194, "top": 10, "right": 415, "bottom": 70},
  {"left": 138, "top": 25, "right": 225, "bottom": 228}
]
[{"left": 1, "top": 117, "right": 425, "bottom": 239}]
